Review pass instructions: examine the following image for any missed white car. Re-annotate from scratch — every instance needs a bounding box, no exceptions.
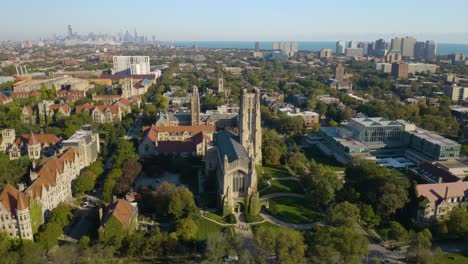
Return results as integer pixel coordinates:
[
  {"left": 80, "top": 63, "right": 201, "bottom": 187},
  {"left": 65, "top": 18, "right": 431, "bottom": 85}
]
[{"left": 81, "top": 201, "right": 89, "bottom": 208}]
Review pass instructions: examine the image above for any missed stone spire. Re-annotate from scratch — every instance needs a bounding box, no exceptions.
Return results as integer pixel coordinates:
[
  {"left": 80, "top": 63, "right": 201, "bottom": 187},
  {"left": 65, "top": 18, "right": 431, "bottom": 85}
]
[
  {"left": 239, "top": 87, "right": 262, "bottom": 165},
  {"left": 28, "top": 131, "right": 39, "bottom": 146},
  {"left": 190, "top": 86, "right": 201, "bottom": 125},
  {"left": 17, "top": 190, "right": 28, "bottom": 211}
]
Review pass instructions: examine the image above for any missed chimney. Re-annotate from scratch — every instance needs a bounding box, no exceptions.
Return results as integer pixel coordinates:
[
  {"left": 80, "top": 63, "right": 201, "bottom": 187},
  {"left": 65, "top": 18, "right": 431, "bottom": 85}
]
[{"left": 444, "top": 186, "right": 449, "bottom": 201}]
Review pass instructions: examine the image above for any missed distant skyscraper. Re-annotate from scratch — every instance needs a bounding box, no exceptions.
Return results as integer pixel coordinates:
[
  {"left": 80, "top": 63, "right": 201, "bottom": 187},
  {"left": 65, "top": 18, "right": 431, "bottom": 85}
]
[
  {"left": 272, "top": 42, "right": 298, "bottom": 55},
  {"left": 255, "top": 42, "right": 260, "bottom": 52},
  {"left": 425, "top": 41, "right": 437, "bottom": 60},
  {"left": 375, "top": 39, "right": 386, "bottom": 51},
  {"left": 67, "top": 25, "right": 73, "bottom": 38},
  {"left": 348, "top": 40, "right": 356, "bottom": 49},
  {"left": 391, "top": 37, "right": 401, "bottom": 51},
  {"left": 358, "top": 42, "right": 367, "bottom": 54},
  {"left": 401, "top": 36, "right": 416, "bottom": 58},
  {"left": 319, "top": 48, "right": 333, "bottom": 59},
  {"left": 113, "top": 56, "right": 150, "bottom": 75},
  {"left": 336, "top": 41, "right": 346, "bottom": 54},
  {"left": 414, "top": 42, "right": 427, "bottom": 60}
]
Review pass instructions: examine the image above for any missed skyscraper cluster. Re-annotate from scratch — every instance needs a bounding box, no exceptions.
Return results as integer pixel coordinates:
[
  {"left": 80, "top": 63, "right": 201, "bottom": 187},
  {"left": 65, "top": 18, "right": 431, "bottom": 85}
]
[
  {"left": 336, "top": 37, "right": 437, "bottom": 60},
  {"left": 272, "top": 42, "right": 299, "bottom": 55}
]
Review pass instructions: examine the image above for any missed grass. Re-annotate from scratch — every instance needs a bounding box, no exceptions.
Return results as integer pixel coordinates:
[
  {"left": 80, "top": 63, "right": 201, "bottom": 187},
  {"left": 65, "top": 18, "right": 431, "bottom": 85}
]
[
  {"left": 268, "top": 196, "right": 323, "bottom": 224},
  {"left": 442, "top": 253, "right": 468, "bottom": 264},
  {"left": 205, "top": 212, "right": 227, "bottom": 224},
  {"left": 250, "top": 221, "right": 286, "bottom": 233},
  {"left": 260, "top": 179, "right": 304, "bottom": 196},
  {"left": 193, "top": 215, "right": 234, "bottom": 241},
  {"left": 303, "top": 146, "right": 345, "bottom": 171},
  {"left": 261, "top": 166, "right": 292, "bottom": 178}
]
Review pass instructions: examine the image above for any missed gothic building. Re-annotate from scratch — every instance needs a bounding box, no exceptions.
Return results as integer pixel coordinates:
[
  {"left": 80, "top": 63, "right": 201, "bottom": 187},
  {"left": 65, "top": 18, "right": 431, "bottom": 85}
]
[
  {"left": 191, "top": 86, "right": 201, "bottom": 125},
  {"left": 206, "top": 87, "right": 262, "bottom": 214}
]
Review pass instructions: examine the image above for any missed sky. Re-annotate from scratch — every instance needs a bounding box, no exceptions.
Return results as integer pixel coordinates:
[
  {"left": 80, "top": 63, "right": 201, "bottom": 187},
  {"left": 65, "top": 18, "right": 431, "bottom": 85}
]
[{"left": 1, "top": 0, "right": 468, "bottom": 43}]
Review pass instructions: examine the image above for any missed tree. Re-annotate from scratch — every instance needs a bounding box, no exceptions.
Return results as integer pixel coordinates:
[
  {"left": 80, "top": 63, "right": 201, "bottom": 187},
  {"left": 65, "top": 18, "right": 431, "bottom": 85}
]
[
  {"left": 263, "top": 145, "right": 281, "bottom": 166},
  {"left": 113, "top": 159, "right": 142, "bottom": 196},
  {"left": 381, "top": 221, "right": 408, "bottom": 242},
  {"left": 255, "top": 226, "right": 306, "bottom": 263},
  {"left": 359, "top": 204, "right": 380, "bottom": 228},
  {"left": 78, "top": 236, "right": 91, "bottom": 250},
  {"left": 344, "top": 158, "right": 409, "bottom": 219},
  {"left": 444, "top": 207, "right": 468, "bottom": 239},
  {"left": 407, "top": 229, "right": 432, "bottom": 260},
  {"left": 36, "top": 222, "right": 62, "bottom": 250},
  {"left": 307, "top": 226, "right": 368, "bottom": 264},
  {"left": 204, "top": 232, "right": 236, "bottom": 264},
  {"left": 325, "top": 201, "right": 360, "bottom": 227},
  {"left": 303, "top": 161, "right": 343, "bottom": 207},
  {"left": 74, "top": 170, "right": 97, "bottom": 194},
  {"left": 87, "top": 159, "right": 104, "bottom": 176},
  {"left": 176, "top": 218, "right": 198, "bottom": 241},
  {"left": 114, "top": 140, "right": 138, "bottom": 168},
  {"left": 168, "top": 186, "right": 197, "bottom": 219},
  {"left": 49, "top": 204, "right": 73, "bottom": 228}
]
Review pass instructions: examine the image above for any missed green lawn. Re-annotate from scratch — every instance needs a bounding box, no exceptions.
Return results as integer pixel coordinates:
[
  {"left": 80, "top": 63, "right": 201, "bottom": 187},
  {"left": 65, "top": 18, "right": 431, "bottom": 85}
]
[
  {"left": 205, "top": 212, "right": 227, "bottom": 224},
  {"left": 268, "top": 196, "right": 323, "bottom": 224},
  {"left": 261, "top": 166, "right": 292, "bottom": 178},
  {"left": 250, "top": 221, "right": 287, "bottom": 233},
  {"left": 303, "top": 146, "right": 345, "bottom": 171},
  {"left": 260, "top": 179, "right": 304, "bottom": 196},
  {"left": 441, "top": 253, "right": 468, "bottom": 264},
  {"left": 193, "top": 215, "right": 234, "bottom": 241}
]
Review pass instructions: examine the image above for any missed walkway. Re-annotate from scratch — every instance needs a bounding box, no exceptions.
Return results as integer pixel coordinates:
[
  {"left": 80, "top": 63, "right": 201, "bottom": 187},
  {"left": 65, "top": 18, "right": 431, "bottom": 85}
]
[
  {"left": 259, "top": 213, "right": 321, "bottom": 230},
  {"left": 260, "top": 192, "right": 305, "bottom": 200}
]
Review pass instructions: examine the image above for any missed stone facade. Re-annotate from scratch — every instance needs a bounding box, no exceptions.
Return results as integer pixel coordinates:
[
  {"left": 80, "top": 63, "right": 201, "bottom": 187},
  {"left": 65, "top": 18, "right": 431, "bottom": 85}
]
[
  {"left": 206, "top": 87, "right": 262, "bottom": 214},
  {"left": 139, "top": 125, "right": 214, "bottom": 157},
  {"left": 239, "top": 88, "right": 262, "bottom": 165},
  {"left": 0, "top": 185, "right": 34, "bottom": 240},
  {"left": 416, "top": 182, "right": 468, "bottom": 224}
]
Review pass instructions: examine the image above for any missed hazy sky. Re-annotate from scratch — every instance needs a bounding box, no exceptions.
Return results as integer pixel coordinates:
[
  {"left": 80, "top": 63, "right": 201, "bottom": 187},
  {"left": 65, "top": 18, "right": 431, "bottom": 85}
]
[{"left": 2, "top": 0, "right": 468, "bottom": 43}]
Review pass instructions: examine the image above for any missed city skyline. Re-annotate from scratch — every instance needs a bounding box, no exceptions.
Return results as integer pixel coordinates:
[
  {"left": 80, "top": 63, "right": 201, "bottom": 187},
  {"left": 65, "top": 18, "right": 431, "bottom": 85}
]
[{"left": 1, "top": 0, "right": 468, "bottom": 43}]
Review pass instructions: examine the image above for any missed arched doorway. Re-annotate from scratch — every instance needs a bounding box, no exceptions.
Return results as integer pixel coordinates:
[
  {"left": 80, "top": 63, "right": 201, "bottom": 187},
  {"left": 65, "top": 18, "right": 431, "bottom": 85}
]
[{"left": 234, "top": 202, "right": 244, "bottom": 213}]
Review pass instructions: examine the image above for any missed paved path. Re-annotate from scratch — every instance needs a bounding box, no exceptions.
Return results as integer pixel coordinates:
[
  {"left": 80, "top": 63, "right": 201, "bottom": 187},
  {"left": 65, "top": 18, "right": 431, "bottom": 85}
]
[
  {"left": 271, "top": 177, "right": 301, "bottom": 181},
  {"left": 260, "top": 192, "right": 305, "bottom": 200},
  {"left": 259, "top": 213, "right": 320, "bottom": 230}
]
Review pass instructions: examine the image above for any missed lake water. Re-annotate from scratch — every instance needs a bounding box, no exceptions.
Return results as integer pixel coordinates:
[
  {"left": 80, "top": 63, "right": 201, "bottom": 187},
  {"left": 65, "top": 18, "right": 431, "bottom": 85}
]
[{"left": 160, "top": 41, "right": 468, "bottom": 55}]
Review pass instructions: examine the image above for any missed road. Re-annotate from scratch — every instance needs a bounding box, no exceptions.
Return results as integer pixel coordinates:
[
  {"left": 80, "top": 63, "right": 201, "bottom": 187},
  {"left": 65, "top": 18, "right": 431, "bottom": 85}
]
[{"left": 125, "top": 112, "right": 143, "bottom": 139}]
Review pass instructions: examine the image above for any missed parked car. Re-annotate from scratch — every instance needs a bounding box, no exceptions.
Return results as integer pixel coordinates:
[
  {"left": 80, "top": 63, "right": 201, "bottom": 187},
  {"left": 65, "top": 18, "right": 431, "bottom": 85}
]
[{"left": 223, "top": 255, "right": 239, "bottom": 262}]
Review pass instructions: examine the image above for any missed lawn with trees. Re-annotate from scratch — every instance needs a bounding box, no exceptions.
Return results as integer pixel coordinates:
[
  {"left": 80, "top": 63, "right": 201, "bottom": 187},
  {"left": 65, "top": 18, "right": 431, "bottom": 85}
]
[{"left": 268, "top": 196, "right": 323, "bottom": 224}]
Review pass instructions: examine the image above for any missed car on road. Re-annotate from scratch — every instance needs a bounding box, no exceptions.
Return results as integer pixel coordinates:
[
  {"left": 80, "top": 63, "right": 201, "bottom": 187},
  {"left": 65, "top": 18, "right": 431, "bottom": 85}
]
[
  {"left": 81, "top": 201, "right": 89, "bottom": 208},
  {"left": 223, "top": 255, "right": 239, "bottom": 262},
  {"left": 382, "top": 259, "right": 392, "bottom": 264}
]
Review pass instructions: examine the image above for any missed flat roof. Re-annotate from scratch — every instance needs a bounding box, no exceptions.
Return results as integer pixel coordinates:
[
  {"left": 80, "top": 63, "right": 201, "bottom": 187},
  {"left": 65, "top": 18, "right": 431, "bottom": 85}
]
[
  {"left": 351, "top": 117, "right": 403, "bottom": 127},
  {"left": 408, "top": 128, "right": 459, "bottom": 146}
]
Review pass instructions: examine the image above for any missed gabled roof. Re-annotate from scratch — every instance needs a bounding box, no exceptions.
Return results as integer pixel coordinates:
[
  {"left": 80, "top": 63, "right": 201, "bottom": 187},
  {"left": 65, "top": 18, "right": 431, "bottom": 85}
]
[
  {"left": 417, "top": 181, "right": 468, "bottom": 206},
  {"left": 26, "top": 147, "right": 79, "bottom": 198},
  {"left": 0, "top": 184, "right": 30, "bottom": 214},
  {"left": 102, "top": 199, "right": 137, "bottom": 230},
  {"left": 215, "top": 130, "right": 249, "bottom": 163},
  {"left": 20, "top": 133, "right": 61, "bottom": 147},
  {"left": 76, "top": 103, "right": 95, "bottom": 113}
]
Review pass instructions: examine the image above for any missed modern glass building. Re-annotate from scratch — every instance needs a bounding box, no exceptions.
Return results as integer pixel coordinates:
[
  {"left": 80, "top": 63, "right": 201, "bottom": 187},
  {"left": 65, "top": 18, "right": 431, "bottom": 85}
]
[{"left": 319, "top": 117, "right": 461, "bottom": 163}]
